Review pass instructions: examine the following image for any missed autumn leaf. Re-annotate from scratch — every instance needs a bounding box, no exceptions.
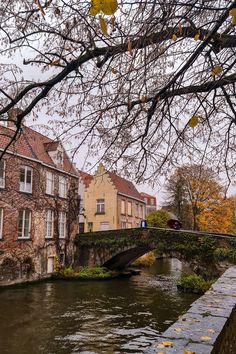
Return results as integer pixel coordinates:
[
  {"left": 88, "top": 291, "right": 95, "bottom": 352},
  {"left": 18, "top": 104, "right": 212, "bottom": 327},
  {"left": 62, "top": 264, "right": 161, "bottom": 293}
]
[
  {"left": 174, "top": 327, "right": 183, "bottom": 332},
  {"left": 99, "top": 16, "right": 108, "bottom": 36},
  {"left": 183, "top": 351, "right": 196, "bottom": 354},
  {"left": 140, "top": 96, "right": 146, "bottom": 103},
  {"left": 50, "top": 59, "right": 61, "bottom": 66},
  {"left": 232, "top": 16, "right": 236, "bottom": 25},
  {"left": 188, "top": 115, "right": 199, "bottom": 128},
  {"left": 172, "top": 34, "right": 177, "bottom": 41},
  {"left": 161, "top": 341, "right": 173, "bottom": 347},
  {"left": 211, "top": 65, "right": 223, "bottom": 76},
  {"left": 89, "top": 0, "right": 101, "bottom": 16},
  {"left": 178, "top": 23, "right": 183, "bottom": 34},
  {"left": 35, "top": 0, "right": 45, "bottom": 17},
  {"left": 101, "top": 0, "right": 118, "bottom": 15},
  {"left": 229, "top": 8, "right": 236, "bottom": 16},
  {"left": 89, "top": 0, "right": 118, "bottom": 16},
  {"left": 128, "top": 39, "right": 133, "bottom": 55},
  {"left": 111, "top": 68, "right": 118, "bottom": 74},
  {"left": 207, "top": 328, "right": 215, "bottom": 333},
  {"left": 194, "top": 33, "right": 200, "bottom": 41},
  {"left": 200, "top": 336, "right": 211, "bottom": 341}
]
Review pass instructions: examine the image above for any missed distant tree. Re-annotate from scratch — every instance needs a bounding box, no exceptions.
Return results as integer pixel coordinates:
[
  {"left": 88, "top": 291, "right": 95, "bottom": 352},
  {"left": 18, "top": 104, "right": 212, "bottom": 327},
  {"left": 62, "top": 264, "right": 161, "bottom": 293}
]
[
  {"left": 147, "top": 209, "right": 170, "bottom": 228},
  {"left": 197, "top": 196, "right": 234, "bottom": 233},
  {"left": 165, "top": 164, "right": 233, "bottom": 232}
]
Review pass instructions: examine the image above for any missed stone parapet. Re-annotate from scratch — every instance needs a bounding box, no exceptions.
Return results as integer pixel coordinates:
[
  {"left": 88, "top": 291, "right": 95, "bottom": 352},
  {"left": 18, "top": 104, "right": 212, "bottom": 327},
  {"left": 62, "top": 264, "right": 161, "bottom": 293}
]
[{"left": 144, "top": 266, "right": 236, "bottom": 354}]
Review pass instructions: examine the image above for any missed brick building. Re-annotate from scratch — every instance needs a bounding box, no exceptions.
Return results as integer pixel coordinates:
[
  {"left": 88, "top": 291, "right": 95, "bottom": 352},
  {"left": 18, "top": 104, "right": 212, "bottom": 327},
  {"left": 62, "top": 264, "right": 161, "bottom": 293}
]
[
  {"left": 140, "top": 192, "right": 157, "bottom": 214},
  {"left": 0, "top": 122, "right": 79, "bottom": 285}
]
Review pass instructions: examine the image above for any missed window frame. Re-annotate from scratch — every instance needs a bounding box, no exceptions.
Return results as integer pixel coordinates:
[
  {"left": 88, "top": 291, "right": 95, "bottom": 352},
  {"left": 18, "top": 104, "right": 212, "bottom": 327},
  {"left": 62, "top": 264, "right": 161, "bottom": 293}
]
[
  {"left": 46, "top": 171, "right": 55, "bottom": 195},
  {"left": 18, "top": 209, "right": 31, "bottom": 239},
  {"left": 0, "top": 160, "right": 6, "bottom": 188},
  {"left": 96, "top": 199, "right": 105, "bottom": 214},
  {"left": 0, "top": 208, "right": 3, "bottom": 239},
  {"left": 59, "top": 176, "right": 67, "bottom": 198},
  {"left": 121, "top": 200, "right": 125, "bottom": 215},
  {"left": 19, "top": 166, "right": 33, "bottom": 193},
  {"left": 59, "top": 211, "right": 66, "bottom": 239},
  {"left": 127, "top": 201, "right": 132, "bottom": 216},
  {"left": 45, "top": 209, "right": 54, "bottom": 239}
]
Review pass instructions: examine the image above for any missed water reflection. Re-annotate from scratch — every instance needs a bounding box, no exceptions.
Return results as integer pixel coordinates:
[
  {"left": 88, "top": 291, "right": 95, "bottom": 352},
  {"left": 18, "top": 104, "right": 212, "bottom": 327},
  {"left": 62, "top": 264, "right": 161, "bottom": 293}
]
[{"left": 0, "top": 258, "right": 198, "bottom": 354}]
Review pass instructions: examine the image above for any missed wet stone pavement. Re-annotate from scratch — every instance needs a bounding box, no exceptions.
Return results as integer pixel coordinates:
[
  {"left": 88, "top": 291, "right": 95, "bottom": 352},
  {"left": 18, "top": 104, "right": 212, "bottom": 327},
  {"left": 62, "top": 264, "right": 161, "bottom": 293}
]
[{"left": 145, "top": 266, "right": 236, "bottom": 354}]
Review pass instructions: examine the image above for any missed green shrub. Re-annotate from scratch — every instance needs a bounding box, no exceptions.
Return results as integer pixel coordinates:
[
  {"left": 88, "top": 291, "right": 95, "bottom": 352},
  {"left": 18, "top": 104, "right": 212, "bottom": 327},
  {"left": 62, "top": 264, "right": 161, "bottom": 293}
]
[
  {"left": 178, "top": 273, "right": 214, "bottom": 294},
  {"left": 58, "top": 266, "right": 75, "bottom": 276},
  {"left": 78, "top": 266, "right": 111, "bottom": 278}
]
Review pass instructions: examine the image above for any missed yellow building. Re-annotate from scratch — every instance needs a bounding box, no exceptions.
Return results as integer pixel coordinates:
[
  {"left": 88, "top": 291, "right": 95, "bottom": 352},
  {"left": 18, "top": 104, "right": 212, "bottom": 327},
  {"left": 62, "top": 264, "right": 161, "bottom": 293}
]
[{"left": 84, "top": 164, "right": 146, "bottom": 232}]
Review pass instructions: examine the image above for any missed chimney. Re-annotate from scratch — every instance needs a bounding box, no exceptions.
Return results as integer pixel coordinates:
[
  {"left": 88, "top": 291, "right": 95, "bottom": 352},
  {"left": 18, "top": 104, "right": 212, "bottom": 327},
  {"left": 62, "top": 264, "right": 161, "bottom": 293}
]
[{"left": 7, "top": 108, "right": 23, "bottom": 130}]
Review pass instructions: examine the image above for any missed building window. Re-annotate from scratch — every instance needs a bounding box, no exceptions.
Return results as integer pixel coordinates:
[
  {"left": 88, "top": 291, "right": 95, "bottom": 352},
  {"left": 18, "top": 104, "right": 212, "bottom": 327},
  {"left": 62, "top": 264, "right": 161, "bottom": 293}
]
[
  {"left": 46, "top": 171, "right": 54, "bottom": 195},
  {"left": 121, "top": 200, "right": 125, "bottom": 215},
  {"left": 135, "top": 204, "right": 139, "bottom": 217},
  {"left": 121, "top": 221, "right": 126, "bottom": 229},
  {"left": 100, "top": 222, "right": 109, "bottom": 231},
  {"left": 0, "top": 160, "right": 5, "bottom": 188},
  {"left": 127, "top": 201, "right": 132, "bottom": 216},
  {"left": 59, "top": 211, "right": 66, "bottom": 238},
  {"left": 47, "top": 257, "right": 54, "bottom": 274},
  {"left": 45, "top": 210, "right": 54, "bottom": 239},
  {"left": 18, "top": 209, "right": 31, "bottom": 239},
  {"left": 0, "top": 208, "right": 3, "bottom": 239},
  {"left": 59, "top": 176, "right": 67, "bottom": 198},
  {"left": 127, "top": 222, "right": 132, "bottom": 229},
  {"left": 144, "top": 197, "right": 148, "bottom": 204},
  {"left": 151, "top": 198, "right": 155, "bottom": 206},
  {"left": 88, "top": 222, "right": 93, "bottom": 232},
  {"left": 140, "top": 205, "right": 144, "bottom": 218},
  {"left": 96, "top": 199, "right": 105, "bottom": 213},
  {"left": 19, "top": 166, "right": 33, "bottom": 193}
]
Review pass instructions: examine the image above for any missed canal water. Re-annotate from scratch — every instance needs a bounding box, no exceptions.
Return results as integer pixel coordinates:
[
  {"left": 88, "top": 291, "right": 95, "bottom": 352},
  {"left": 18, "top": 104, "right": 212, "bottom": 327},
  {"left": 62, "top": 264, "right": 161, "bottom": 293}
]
[{"left": 0, "top": 258, "right": 198, "bottom": 354}]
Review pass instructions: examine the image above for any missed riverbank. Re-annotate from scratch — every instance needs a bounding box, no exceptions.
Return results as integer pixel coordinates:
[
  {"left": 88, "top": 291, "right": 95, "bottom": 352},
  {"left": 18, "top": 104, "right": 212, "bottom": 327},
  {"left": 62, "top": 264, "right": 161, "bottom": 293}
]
[{"left": 145, "top": 266, "right": 236, "bottom": 354}]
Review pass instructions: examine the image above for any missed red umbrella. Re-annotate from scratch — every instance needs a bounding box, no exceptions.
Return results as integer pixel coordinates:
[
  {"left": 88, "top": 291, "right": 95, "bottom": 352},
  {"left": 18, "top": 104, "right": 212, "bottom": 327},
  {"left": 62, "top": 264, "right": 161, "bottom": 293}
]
[{"left": 167, "top": 219, "right": 182, "bottom": 230}]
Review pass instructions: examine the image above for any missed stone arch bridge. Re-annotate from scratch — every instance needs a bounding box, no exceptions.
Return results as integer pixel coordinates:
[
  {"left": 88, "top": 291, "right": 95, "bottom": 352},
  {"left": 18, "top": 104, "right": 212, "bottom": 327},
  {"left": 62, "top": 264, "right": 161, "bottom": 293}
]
[{"left": 74, "top": 228, "right": 236, "bottom": 276}]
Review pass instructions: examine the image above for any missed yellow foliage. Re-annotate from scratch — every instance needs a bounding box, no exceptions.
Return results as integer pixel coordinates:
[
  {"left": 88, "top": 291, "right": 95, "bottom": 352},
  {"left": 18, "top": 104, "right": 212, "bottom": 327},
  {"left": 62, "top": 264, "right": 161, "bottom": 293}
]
[
  {"left": 89, "top": 0, "right": 118, "bottom": 16},
  {"left": 211, "top": 65, "right": 223, "bottom": 76},
  {"left": 197, "top": 197, "right": 234, "bottom": 233},
  {"left": 162, "top": 341, "right": 173, "bottom": 347},
  {"left": 188, "top": 115, "right": 199, "bottom": 128},
  {"left": 232, "top": 16, "right": 236, "bottom": 25},
  {"left": 140, "top": 95, "right": 146, "bottom": 103},
  {"left": 172, "top": 34, "right": 177, "bottom": 41},
  {"left": 229, "top": 8, "right": 236, "bottom": 16},
  {"left": 200, "top": 336, "right": 211, "bottom": 341},
  {"left": 194, "top": 33, "right": 200, "bottom": 41},
  {"left": 99, "top": 15, "right": 108, "bottom": 36}
]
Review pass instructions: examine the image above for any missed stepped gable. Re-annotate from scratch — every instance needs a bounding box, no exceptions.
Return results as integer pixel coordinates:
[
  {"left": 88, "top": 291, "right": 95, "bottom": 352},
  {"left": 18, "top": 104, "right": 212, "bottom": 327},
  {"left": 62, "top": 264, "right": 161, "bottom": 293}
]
[
  {"left": 0, "top": 124, "right": 77, "bottom": 175},
  {"left": 79, "top": 170, "right": 93, "bottom": 188},
  {"left": 108, "top": 171, "right": 143, "bottom": 201}
]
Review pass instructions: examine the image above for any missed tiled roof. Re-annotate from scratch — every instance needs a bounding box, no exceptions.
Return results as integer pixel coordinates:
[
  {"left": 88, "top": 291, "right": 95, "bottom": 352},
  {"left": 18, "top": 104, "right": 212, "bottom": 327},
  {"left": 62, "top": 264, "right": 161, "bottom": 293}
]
[
  {"left": 79, "top": 170, "right": 93, "bottom": 188},
  {"left": 108, "top": 171, "right": 144, "bottom": 201},
  {"left": 0, "top": 125, "right": 77, "bottom": 175}
]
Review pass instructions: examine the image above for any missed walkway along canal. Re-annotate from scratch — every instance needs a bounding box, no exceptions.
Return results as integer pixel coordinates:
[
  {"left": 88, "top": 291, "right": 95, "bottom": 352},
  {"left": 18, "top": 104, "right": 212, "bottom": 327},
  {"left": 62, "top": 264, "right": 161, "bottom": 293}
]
[{"left": 0, "top": 258, "right": 198, "bottom": 354}]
